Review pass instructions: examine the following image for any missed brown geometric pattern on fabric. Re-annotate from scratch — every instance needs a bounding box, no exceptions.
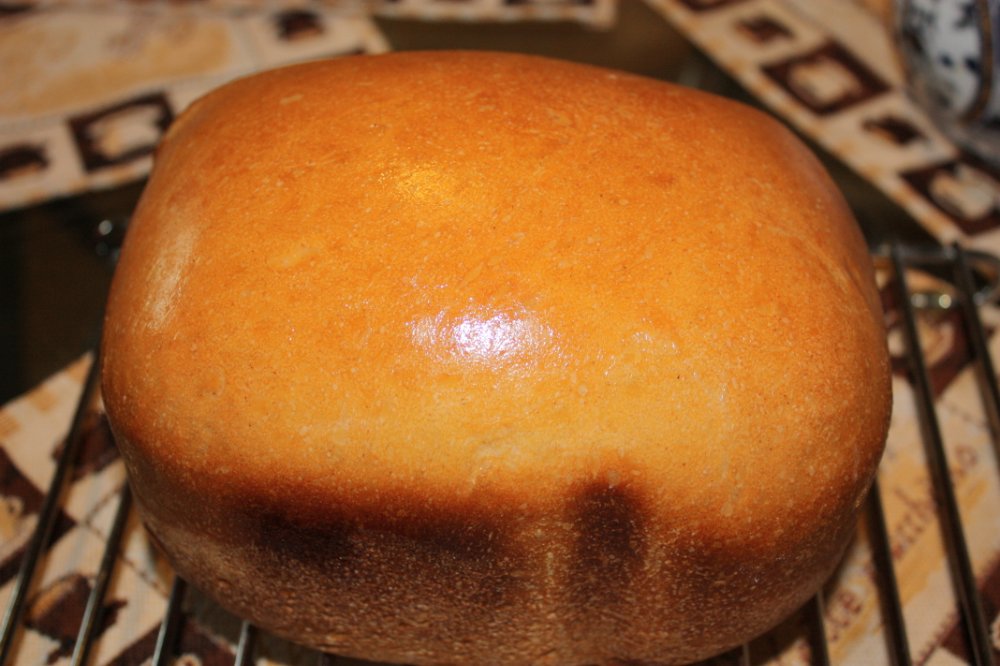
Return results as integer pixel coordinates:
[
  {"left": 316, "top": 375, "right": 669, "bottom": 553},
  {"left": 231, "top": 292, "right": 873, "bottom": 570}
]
[
  {"left": 862, "top": 115, "right": 927, "bottom": 146},
  {"left": 49, "top": 410, "right": 119, "bottom": 483},
  {"left": 503, "top": 0, "right": 597, "bottom": 7},
  {"left": 104, "top": 617, "right": 237, "bottom": 666},
  {"left": 68, "top": 93, "right": 174, "bottom": 174},
  {"left": 675, "top": 0, "right": 754, "bottom": 11},
  {"left": 0, "top": 447, "right": 76, "bottom": 586},
  {"left": 737, "top": 13, "right": 794, "bottom": 44},
  {"left": 762, "top": 41, "right": 891, "bottom": 116},
  {"left": 23, "top": 573, "right": 126, "bottom": 665},
  {"left": 273, "top": 9, "right": 326, "bottom": 41},
  {"left": 940, "top": 553, "right": 1000, "bottom": 663},
  {"left": 901, "top": 156, "right": 1000, "bottom": 236},
  {"left": 0, "top": 143, "right": 48, "bottom": 181}
]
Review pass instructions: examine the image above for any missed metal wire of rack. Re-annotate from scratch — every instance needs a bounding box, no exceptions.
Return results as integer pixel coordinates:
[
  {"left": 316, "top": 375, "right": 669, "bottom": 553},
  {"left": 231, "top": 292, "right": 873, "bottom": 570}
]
[{"left": 2, "top": 241, "right": 1000, "bottom": 666}]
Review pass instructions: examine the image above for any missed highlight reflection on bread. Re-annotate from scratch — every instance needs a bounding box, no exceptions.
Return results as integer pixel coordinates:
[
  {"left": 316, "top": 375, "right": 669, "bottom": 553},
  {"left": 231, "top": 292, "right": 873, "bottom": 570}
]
[{"left": 101, "top": 51, "right": 892, "bottom": 666}]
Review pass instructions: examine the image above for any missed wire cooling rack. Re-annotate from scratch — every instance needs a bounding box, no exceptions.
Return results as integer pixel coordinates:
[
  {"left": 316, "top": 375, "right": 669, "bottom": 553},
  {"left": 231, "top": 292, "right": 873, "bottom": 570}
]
[{"left": 2, "top": 241, "right": 1000, "bottom": 666}]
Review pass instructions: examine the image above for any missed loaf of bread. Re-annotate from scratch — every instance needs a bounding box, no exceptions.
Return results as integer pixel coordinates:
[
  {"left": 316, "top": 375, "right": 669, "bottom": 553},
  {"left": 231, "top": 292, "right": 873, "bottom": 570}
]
[{"left": 101, "top": 51, "right": 891, "bottom": 665}]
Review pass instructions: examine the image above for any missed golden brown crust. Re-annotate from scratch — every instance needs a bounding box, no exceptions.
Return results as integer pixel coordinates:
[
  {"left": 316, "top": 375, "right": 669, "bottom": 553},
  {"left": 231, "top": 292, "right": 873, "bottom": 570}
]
[{"left": 101, "top": 51, "right": 891, "bottom": 665}]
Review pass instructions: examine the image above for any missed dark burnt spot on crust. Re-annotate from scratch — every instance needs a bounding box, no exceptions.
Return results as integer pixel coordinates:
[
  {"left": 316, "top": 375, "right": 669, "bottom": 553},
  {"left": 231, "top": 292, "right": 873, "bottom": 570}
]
[
  {"left": 248, "top": 494, "right": 511, "bottom": 565},
  {"left": 568, "top": 480, "right": 647, "bottom": 604},
  {"left": 243, "top": 487, "right": 521, "bottom": 609},
  {"left": 251, "top": 505, "right": 357, "bottom": 565}
]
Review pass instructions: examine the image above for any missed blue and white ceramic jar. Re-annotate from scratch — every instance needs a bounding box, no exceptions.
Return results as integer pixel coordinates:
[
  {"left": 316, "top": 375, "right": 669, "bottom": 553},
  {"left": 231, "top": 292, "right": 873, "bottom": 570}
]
[{"left": 895, "top": 0, "right": 1000, "bottom": 166}]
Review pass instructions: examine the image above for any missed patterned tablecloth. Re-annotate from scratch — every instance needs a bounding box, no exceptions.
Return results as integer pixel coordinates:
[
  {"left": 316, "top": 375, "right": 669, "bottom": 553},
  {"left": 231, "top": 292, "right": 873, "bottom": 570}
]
[{"left": 3, "top": 2, "right": 1000, "bottom": 665}]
